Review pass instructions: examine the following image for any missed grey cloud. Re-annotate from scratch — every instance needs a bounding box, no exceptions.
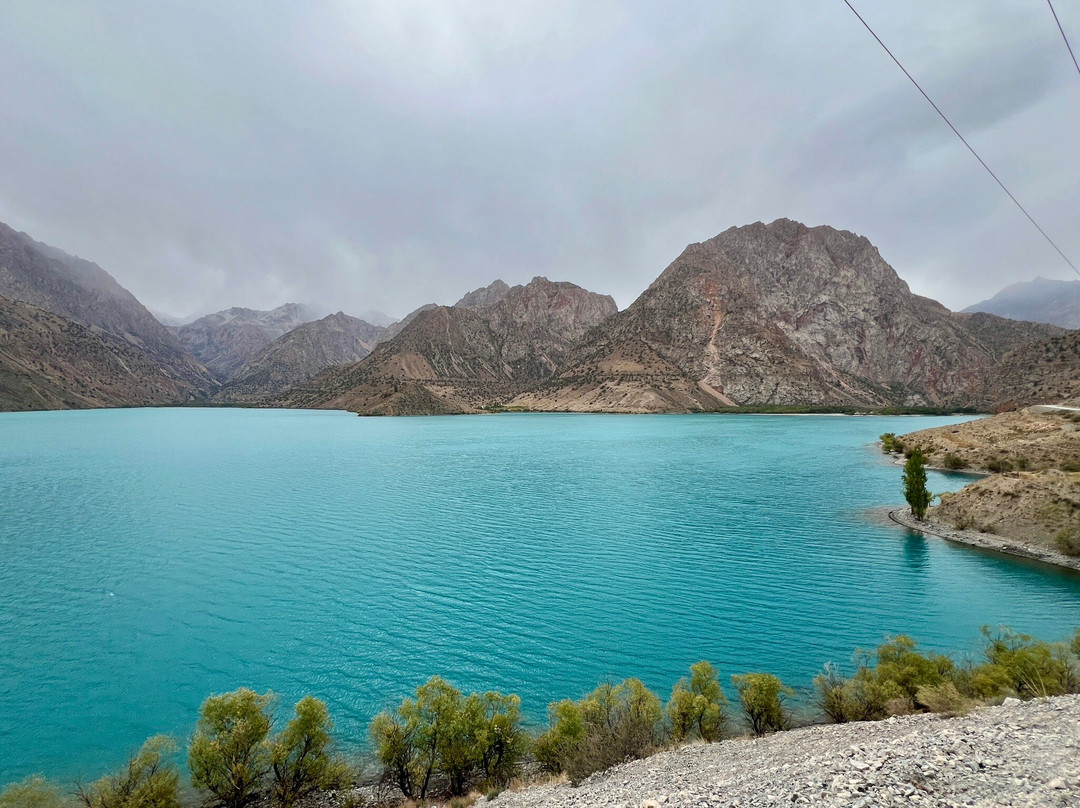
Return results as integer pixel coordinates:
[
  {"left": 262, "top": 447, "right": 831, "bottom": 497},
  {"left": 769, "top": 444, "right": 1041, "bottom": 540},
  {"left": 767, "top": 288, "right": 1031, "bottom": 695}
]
[{"left": 0, "top": 0, "right": 1077, "bottom": 320}]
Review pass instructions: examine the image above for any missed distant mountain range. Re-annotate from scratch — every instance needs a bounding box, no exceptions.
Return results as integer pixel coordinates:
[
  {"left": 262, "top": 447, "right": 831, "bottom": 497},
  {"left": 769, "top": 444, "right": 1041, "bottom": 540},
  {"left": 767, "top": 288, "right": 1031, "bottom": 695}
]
[
  {"left": 273, "top": 277, "right": 617, "bottom": 414},
  {"left": 964, "top": 277, "right": 1080, "bottom": 329},
  {"left": 215, "top": 312, "right": 386, "bottom": 402},
  {"left": 2, "top": 216, "right": 1078, "bottom": 414},
  {"left": 172, "top": 303, "right": 321, "bottom": 381}
]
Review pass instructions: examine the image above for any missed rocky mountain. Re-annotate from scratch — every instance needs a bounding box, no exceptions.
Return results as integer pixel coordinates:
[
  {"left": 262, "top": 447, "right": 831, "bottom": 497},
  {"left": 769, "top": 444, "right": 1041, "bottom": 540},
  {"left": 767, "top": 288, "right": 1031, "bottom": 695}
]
[
  {"left": 216, "top": 312, "right": 385, "bottom": 402},
  {"left": 376, "top": 303, "right": 439, "bottom": 343},
  {"left": 0, "top": 220, "right": 216, "bottom": 394},
  {"left": 275, "top": 277, "right": 617, "bottom": 414},
  {"left": 510, "top": 219, "right": 1058, "bottom": 413},
  {"left": 0, "top": 296, "right": 195, "bottom": 411},
  {"left": 455, "top": 279, "right": 511, "bottom": 309},
  {"left": 964, "top": 277, "right": 1080, "bottom": 329},
  {"left": 173, "top": 303, "right": 318, "bottom": 381},
  {"left": 981, "top": 330, "right": 1080, "bottom": 410}
]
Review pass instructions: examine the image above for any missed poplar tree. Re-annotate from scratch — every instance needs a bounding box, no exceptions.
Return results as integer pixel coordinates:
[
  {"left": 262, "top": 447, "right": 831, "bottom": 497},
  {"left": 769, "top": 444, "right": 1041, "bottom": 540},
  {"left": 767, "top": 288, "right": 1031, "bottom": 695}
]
[{"left": 903, "top": 448, "right": 931, "bottom": 520}]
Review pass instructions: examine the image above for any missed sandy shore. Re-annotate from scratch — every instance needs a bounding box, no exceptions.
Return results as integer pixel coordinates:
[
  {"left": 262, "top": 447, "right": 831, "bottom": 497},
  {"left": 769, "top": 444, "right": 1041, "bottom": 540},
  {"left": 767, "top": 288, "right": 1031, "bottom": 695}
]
[{"left": 888, "top": 508, "right": 1080, "bottom": 574}]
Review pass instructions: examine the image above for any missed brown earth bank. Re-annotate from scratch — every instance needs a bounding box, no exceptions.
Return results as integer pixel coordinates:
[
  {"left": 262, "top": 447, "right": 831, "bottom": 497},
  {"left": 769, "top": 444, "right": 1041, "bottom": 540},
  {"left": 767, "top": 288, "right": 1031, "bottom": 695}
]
[
  {"left": 900, "top": 408, "right": 1080, "bottom": 473},
  {"left": 896, "top": 408, "right": 1080, "bottom": 565},
  {"left": 473, "top": 696, "right": 1080, "bottom": 808}
]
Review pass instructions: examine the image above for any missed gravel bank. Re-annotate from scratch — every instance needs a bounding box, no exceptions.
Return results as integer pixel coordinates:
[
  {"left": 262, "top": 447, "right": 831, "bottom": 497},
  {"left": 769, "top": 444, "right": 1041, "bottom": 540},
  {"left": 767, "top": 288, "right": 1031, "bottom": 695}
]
[
  {"left": 888, "top": 508, "right": 1080, "bottom": 573},
  {"left": 488, "top": 695, "right": 1080, "bottom": 808}
]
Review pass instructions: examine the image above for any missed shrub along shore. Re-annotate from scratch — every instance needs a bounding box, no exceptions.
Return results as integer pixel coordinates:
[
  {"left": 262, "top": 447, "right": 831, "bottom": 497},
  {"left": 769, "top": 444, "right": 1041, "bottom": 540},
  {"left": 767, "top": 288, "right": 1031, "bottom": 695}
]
[{"left": 2, "top": 628, "right": 1078, "bottom": 808}]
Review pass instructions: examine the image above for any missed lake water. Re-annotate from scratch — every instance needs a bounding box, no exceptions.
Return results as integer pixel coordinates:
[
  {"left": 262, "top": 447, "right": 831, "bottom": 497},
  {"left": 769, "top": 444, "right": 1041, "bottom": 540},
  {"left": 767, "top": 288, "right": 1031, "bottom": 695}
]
[{"left": 1, "top": 408, "right": 1079, "bottom": 784}]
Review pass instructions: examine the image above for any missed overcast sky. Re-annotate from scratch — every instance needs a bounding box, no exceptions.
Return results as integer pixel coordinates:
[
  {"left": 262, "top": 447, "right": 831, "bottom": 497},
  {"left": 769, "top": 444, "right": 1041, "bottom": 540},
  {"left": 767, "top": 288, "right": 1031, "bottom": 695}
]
[{"left": 1, "top": 1, "right": 1077, "bottom": 320}]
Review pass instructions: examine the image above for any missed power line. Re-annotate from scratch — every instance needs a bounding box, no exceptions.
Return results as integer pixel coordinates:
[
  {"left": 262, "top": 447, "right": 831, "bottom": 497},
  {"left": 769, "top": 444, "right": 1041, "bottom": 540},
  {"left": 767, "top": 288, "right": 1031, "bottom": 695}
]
[
  {"left": 841, "top": 0, "right": 1079, "bottom": 279},
  {"left": 1047, "top": 0, "right": 1080, "bottom": 80}
]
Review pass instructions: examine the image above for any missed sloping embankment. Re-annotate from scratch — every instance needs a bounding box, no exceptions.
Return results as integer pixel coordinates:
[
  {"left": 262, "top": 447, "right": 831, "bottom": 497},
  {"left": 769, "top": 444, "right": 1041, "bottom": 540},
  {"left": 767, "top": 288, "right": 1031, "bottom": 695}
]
[{"left": 489, "top": 696, "right": 1080, "bottom": 808}]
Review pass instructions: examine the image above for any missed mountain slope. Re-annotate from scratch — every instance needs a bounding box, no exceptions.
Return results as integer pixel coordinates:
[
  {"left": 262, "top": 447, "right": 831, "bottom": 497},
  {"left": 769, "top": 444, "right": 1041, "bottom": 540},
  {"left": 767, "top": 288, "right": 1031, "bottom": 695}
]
[
  {"left": 981, "top": 330, "right": 1080, "bottom": 409},
  {"left": 0, "top": 220, "right": 216, "bottom": 393},
  {"left": 511, "top": 219, "right": 1056, "bottom": 413},
  {"left": 275, "top": 277, "right": 617, "bottom": 414},
  {"left": 173, "top": 303, "right": 318, "bottom": 381},
  {"left": 216, "top": 312, "right": 385, "bottom": 402},
  {"left": 0, "top": 296, "right": 194, "bottom": 411},
  {"left": 964, "top": 277, "right": 1080, "bottom": 329}
]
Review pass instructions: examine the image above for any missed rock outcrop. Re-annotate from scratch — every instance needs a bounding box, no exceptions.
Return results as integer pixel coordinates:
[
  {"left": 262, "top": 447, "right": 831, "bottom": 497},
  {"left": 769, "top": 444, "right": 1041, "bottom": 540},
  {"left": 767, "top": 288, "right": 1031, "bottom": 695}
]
[
  {"left": 274, "top": 277, "right": 617, "bottom": 414},
  {"left": 0, "top": 220, "right": 217, "bottom": 394},
  {"left": 173, "top": 303, "right": 318, "bottom": 381},
  {"left": 216, "top": 312, "right": 385, "bottom": 402},
  {"left": 0, "top": 296, "right": 194, "bottom": 411},
  {"left": 511, "top": 220, "right": 1057, "bottom": 413}
]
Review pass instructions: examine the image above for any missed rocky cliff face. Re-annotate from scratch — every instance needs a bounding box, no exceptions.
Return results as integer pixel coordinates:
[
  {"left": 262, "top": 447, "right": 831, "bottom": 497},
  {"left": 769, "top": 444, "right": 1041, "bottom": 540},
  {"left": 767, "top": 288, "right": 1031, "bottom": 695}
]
[
  {"left": 216, "top": 312, "right": 385, "bottom": 402},
  {"left": 0, "top": 220, "right": 217, "bottom": 394},
  {"left": 275, "top": 277, "right": 617, "bottom": 414},
  {"left": 0, "top": 296, "right": 195, "bottom": 411},
  {"left": 511, "top": 220, "right": 1056, "bottom": 412},
  {"left": 173, "top": 303, "right": 318, "bottom": 381}
]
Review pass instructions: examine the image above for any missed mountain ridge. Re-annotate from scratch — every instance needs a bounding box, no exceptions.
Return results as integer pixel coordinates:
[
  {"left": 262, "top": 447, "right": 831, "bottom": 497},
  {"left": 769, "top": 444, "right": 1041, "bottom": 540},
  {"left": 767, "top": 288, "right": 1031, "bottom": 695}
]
[{"left": 0, "top": 220, "right": 217, "bottom": 394}]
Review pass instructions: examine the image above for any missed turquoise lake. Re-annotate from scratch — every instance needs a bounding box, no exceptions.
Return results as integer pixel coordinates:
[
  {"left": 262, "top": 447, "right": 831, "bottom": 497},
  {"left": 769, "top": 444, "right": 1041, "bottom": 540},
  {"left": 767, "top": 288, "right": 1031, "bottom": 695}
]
[{"left": 2, "top": 408, "right": 1079, "bottom": 784}]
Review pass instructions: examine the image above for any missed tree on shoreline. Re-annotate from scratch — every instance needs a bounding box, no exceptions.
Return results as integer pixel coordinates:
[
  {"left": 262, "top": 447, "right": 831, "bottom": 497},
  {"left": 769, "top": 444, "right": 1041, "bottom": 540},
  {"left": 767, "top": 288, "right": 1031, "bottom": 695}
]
[{"left": 903, "top": 447, "right": 931, "bottom": 520}]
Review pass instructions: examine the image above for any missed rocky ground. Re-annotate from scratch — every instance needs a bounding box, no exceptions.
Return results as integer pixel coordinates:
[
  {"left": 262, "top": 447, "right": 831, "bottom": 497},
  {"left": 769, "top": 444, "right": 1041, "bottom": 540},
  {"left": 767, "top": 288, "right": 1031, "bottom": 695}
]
[{"left": 485, "top": 696, "right": 1080, "bottom": 808}]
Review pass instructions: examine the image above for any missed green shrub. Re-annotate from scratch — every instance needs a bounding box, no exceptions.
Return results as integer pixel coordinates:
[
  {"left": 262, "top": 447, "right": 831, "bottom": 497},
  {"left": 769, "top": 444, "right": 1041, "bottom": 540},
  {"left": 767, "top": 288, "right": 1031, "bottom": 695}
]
[
  {"left": 0, "top": 777, "right": 66, "bottom": 808},
  {"left": 731, "top": 673, "right": 790, "bottom": 735},
  {"left": 1072, "top": 628, "right": 1080, "bottom": 658},
  {"left": 474, "top": 692, "right": 528, "bottom": 789},
  {"left": 942, "top": 453, "right": 967, "bottom": 470},
  {"left": 915, "top": 682, "right": 971, "bottom": 716},
  {"left": 78, "top": 736, "right": 180, "bottom": 808},
  {"left": 976, "top": 627, "right": 1071, "bottom": 698},
  {"left": 814, "top": 637, "right": 954, "bottom": 722},
  {"left": 535, "top": 679, "right": 662, "bottom": 782},
  {"left": 986, "top": 458, "right": 1013, "bottom": 473},
  {"left": 189, "top": 689, "right": 275, "bottom": 808},
  {"left": 269, "top": 696, "right": 350, "bottom": 808},
  {"left": 533, "top": 700, "right": 585, "bottom": 775},
  {"left": 874, "top": 636, "right": 955, "bottom": 702},
  {"left": 666, "top": 661, "right": 726, "bottom": 743},
  {"left": 369, "top": 677, "right": 526, "bottom": 800},
  {"left": 880, "top": 433, "right": 900, "bottom": 453},
  {"left": 1055, "top": 527, "right": 1080, "bottom": 557}
]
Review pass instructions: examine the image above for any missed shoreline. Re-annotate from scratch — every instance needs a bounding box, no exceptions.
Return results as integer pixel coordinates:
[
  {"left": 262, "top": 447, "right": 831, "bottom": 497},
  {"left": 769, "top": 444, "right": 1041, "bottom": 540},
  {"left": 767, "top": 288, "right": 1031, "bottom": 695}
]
[{"left": 888, "top": 507, "right": 1080, "bottom": 573}]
